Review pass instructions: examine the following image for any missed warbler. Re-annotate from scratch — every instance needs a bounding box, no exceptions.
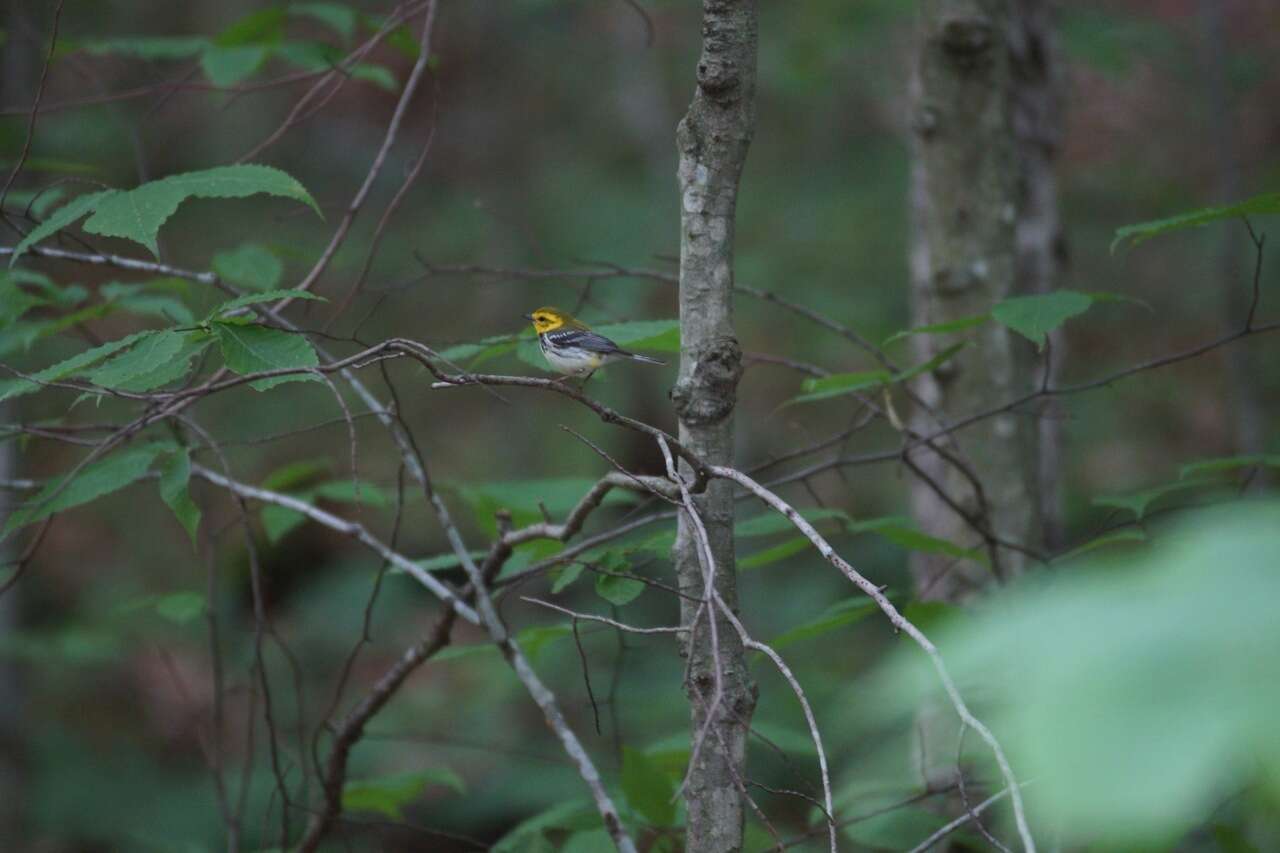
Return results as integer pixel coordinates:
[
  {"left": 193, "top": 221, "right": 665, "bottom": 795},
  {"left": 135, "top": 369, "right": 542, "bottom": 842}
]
[{"left": 524, "top": 306, "right": 665, "bottom": 380}]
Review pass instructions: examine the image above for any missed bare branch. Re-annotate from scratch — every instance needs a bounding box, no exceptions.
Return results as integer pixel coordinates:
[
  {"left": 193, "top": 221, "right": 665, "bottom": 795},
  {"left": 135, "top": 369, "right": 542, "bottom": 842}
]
[{"left": 707, "top": 463, "right": 1037, "bottom": 853}]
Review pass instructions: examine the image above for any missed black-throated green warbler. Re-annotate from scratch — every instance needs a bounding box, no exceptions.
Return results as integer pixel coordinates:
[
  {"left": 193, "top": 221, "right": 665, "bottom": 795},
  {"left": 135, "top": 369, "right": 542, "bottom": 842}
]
[{"left": 524, "top": 306, "right": 665, "bottom": 380}]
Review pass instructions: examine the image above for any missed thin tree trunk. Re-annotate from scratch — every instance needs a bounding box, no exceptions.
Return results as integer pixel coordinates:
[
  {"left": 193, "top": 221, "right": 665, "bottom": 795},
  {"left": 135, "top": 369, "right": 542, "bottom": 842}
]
[
  {"left": 1010, "top": 0, "right": 1066, "bottom": 551},
  {"left": 1198, "top": 0, "right": 1268, "bottom": 478},
  {"left": 671, "top": 1, "right": 758, "bottom": 850},
  {"left": 907, "top": 0, "right": 1042, "bottom": 604}
]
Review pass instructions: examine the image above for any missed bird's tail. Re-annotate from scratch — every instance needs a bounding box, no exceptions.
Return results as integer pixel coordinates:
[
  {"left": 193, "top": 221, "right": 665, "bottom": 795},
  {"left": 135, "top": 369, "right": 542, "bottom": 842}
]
[{"left": 622, "top": 351, "right": 666, "bottom": 366}]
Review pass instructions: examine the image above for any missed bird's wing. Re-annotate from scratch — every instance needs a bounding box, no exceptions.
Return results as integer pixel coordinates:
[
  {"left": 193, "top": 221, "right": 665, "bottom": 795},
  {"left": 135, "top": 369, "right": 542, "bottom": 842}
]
[{"left": 544, "top": 328, "right": 622, "bottom": 354}]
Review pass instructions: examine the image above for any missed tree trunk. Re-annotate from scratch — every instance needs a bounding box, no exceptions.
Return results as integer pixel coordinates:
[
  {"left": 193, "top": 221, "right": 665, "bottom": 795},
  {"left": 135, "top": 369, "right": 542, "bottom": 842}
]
[
  {"left": 1197, "top": 0, "right": 1268, "bottom": 479},
  {"left": 1010, "top": 0, "right": 1066, "bottom": 551},
  {"left": 671, "top": 1, "right": 758, "bottom": 850},
  {"left": 907, "top": 0, "right": 1043, "bottom": 603}
]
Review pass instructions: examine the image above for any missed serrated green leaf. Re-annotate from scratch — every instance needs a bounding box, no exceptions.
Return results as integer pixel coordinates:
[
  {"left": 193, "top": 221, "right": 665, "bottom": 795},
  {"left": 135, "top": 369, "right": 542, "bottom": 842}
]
[
  {"left": 85, "top": 330, "right": 183, "bottom": 388},
  {"left": 159, "top": 448, "right": 201, "bottom": 545},
  {"left": 342, "top": 768, "right": 464, "bottom": 819},
  {"left": 595, "top": 572, "right": 644, "bottom": 606},
  {"left": 204, "top": 288, "right": 325, "bottom": 321},
  {"left": 622, "top": 747, "right": 677, "bottom": 826},
  {"left": 1112, "top": 193, "right": 1280, "bottom": 252},
  {"left": 883, "top": 314, "right": 990, "bottom": 346},
  {"left": 992, "top": 290, "right": 1094, "bottom": 347},
  {"left": 212, "top": 243, "right": 283, "bottom": 291},
  {"left": 3, "top": 443, "right": 166, "bottom": 536},
  {"left": 0, "top": 331, "right": 149, "bottom": 401},
  {"left": 213, "top": 321, "right": 319, "bottom": 391},
  {"left": 103, "top": 333, "right": 209, "bottom": 393},
  {"left": 77, "top": 166, "right": 320, "bottom": 258},
  {"left": 769, "top": 597, "right": 878, "bottom": 649},
  {"left": 9, "top": 190, "right": 112, "bottom": 266},
  {"left": 551, "top": 562, "right": 585, "bottom": 593},
  {"left": 154, "top": 591, "right": 205, "bottom": 624}
]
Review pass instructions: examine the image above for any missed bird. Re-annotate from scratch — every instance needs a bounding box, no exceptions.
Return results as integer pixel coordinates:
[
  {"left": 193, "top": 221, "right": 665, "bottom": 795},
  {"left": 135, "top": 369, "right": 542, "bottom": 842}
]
[{"left": 524, "top": 306, "right": 665, "bottom": 381}]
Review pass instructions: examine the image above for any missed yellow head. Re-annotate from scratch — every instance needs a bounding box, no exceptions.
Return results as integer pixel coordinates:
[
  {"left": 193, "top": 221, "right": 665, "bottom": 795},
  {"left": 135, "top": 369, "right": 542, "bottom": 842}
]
[{"left": 524, "top": 306, "right": 582, "bottom": 334}]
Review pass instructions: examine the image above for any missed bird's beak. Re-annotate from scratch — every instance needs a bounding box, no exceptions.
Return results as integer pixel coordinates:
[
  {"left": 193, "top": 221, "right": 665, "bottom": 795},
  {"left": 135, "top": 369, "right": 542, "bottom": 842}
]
[{"left": 521, "top": 313, "right": 533, "bottom": 321}]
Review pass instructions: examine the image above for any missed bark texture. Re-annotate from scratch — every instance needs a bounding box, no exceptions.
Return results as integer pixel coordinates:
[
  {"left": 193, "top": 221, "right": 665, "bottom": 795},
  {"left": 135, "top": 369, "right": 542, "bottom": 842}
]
[
  {"left": 907, "top": 0, "right": 1043, "bottom": 602},
  {"left": 672, "top": 1, "right": 758, "bottom": 850}
]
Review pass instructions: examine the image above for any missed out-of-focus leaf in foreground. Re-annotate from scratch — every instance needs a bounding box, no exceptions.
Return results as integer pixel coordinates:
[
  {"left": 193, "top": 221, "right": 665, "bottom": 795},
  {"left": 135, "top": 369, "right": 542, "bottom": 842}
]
[{"left": 880, "top": 501, "right": 1280, "bottom": 845}]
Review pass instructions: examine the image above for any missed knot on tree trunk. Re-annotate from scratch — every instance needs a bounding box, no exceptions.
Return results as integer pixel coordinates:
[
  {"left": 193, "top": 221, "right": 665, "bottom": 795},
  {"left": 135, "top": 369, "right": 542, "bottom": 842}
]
[
  {"left": 697, "top": 56, "right": 738, "bottom": 95},
  {"left": 938, "top": 14, "right": 994, "bottom": 70},
  {"left": 671, "top": 336, "right": 742, "bottom": 426}
]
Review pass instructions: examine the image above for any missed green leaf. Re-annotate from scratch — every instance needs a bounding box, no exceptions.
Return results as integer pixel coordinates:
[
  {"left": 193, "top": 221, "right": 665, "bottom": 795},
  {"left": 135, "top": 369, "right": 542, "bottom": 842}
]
[
  {"left": 159, "top": 448, "right": 201, "bottom": 545},
  {"left": 212, "top": 243, "right": 283, "bottom": 291},
  {"left": 200, "top": 45, "right": 270, "bottom": 86},
  {"left": 883, "top": 314, "right": 990, "bottom": 346},
  {"left": 9, "top": 190, "right": 111, "bottom": 266},
  {"left": 260, "top": 504, "right": 306, "bottom": 543},
  {"left": 769, "top": 598, "right": 878, "bottom": 649},
  {"left": 992, "top": 290, "right": 1094, "bottom": 347},
  {"left": 342, "top": 768, "right": 464, "bottom": 819},
  {"left": 1112, "top": 193, "right": 1280, "bottom": 252},
  {"left": 621, "top": 747, "right": 677, "bottom": 826},
  {"left": 735, "top": 508, "right": 848, "bottom": 538},
  {"left": 204, "top": 288, "right": 325, "bottom": 321},
  {"left": 213, "top": 321, "right": 319, "bottom": 391},
  {"left": 595, "top": 572, "right": 644, "bottom": 607},
  {"left": 1056, "top": 528, "right": 1146, "bottom": 563},
  {"left": 78, "top": 36, "right": 210, "bottom": 60},
  {"left": 84, "top": 330, "right": 183, "bottom": 388},
  {"left": 3, "top": 443, "right": 165, "bottom": 536},
  {"left": 563, "top": 830, "right": 613, "bottom": 853},
  {"left": 515, "top": 624, "right": 571, "bottom": 664},
  {"left": 792, "top": 369, "right": 892, "bottom": 402},
  {"left": 78, "top": 166, "right": 320, "bottom": 258},
  {"left": 881, "top": 502, "right": 1280, "bottom": 844},
  {"left": 100, "top": 281, "right": 195, "bottom": 324},
  {"left": 739, "top": 536, "right": 811, "bottom": 570},
  {"left": 1093, "top": 480, "right": 1213, "bottom": 521},
  {"left": 490, "top": 799, "right": 598, "bottom": 853},
  {"left": 1179, "top": 454, "right": 1280, "bottom": 480},
  {"left": 788, "top": 343, "right": 968, "bottom": 405},
  {"left": 214, "top": 7, "right": 286, "bottom": 47},
  {"left": 153, "top": 591, "right": 205, "bottom": 624},
  {"left": 94, "top": 332, "right": 209, "bottom": 393},
  {"left": 851, "top": 515, "right": 983, "bottom": 562},
  {"left": 0, "top": 331, "right": 148, "bottom": 401},
  {"left": 261, "top": 459, "right": 328, "bottom": 491},
  {"left": 551, "top": 562, "right": 585, "bottom": 594},
  {"left": 291, "top": 3, "right": 358, "bottom": 39}
]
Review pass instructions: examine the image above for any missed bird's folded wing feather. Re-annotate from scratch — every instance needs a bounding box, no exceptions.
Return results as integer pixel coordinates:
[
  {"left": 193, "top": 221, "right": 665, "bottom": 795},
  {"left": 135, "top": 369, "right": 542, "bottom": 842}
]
[{"left": 545, "top": 328, "right": 621, "bottom": 353}]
